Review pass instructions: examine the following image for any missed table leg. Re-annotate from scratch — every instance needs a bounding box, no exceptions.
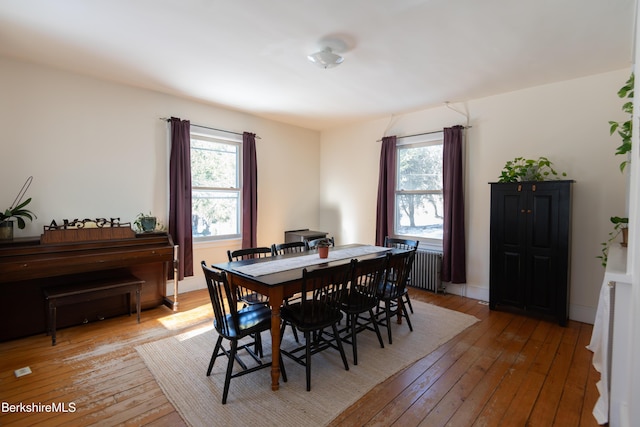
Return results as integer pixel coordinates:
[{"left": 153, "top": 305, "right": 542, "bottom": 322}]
[{"left": 269, "top": 288, "right": 284, "bottom": 391}]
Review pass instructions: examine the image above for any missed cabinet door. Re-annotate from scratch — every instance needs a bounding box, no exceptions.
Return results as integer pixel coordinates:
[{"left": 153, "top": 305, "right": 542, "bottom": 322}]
[
  {"left": 524, "top": 185, "right": 559, "bottom": 314},
  {"left": 490, "top": 184, "right": 527, "bottom": 308}
]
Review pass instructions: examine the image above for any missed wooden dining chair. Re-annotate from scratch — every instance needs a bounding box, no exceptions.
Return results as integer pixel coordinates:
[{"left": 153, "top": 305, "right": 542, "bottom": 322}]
[
  {"left": 227, "top": 247, "right": 271, "bottom": 306},
  {"left": 201, "top": 261, "right": 287, "bottom": 404},
  {"left": 271, "top": 241, "right": 307, "bottom": 256},
  {"left": 271, "top": 242, "right": 307, "bottom": 256},
  {"left": 383, "top": 236, "right": 419, "bottom": 314},
  {"left": 376, "top": 250, "right": 416, "bottom": 344},
  {"left": 339, "top": 255, "right": 386, "bottom": 365},
  {"left": 279, "top": 261, "right": 353, "bottom": 391},
  {"left": 270, "top": 241, "right": 308, "bottom": 344}
]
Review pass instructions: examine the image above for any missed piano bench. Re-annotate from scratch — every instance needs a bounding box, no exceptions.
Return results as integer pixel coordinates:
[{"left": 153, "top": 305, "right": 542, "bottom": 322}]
[{"left": 43, "top": 275, "right": 144, "bottom": 346}]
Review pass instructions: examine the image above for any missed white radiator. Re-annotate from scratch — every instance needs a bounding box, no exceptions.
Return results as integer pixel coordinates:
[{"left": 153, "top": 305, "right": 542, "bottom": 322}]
[{"left": 409, "top": 249, "right": 444, "bottom": 293}]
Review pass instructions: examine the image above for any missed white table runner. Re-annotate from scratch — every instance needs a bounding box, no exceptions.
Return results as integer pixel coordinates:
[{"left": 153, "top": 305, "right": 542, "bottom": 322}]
[{"left": 232, "top": 245, "right": 390, "bottom": 277}]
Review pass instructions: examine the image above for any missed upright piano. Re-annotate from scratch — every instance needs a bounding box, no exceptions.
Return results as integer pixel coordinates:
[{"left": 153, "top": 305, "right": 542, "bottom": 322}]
[{"left": 0, "top": 232, "right": 175, "bottom": 342}]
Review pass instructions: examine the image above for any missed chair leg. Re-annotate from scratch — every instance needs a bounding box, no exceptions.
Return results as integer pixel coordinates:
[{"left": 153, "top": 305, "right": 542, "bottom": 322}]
[
  {"left": 404, "top": 293, "right": 414, "bottom": 314},
  {"left": 207, "top": 336, "right": 224, "bottom": 376},
  {"left": 401, "top": 300, "right": 413, "bottom": 332},
  {"left": 385, "top": 300, "right": 393, "bottom": 344},
  {"left": 222, "top": 340, "right": 238, "bottom": 404},
  {"left": 282, "top": 320, "right": 300, "bottom": 343},
  {"left": 332, "top": 323, "right": 350, "bottom": 372},
  {"left": 305, "top": 331, "right": 312, "bottom": 391},
  {"left": 254, "top": 332, "right": 263, "bottom": 358},
  {"left": 279, "top": 353, "right": 288, "bottom": 383},
  {"left": 350, "top": 313, "right": 359, "bottom": 365},
  {"left": 369, "top": 308, "right": 385, "bottom": 349}
]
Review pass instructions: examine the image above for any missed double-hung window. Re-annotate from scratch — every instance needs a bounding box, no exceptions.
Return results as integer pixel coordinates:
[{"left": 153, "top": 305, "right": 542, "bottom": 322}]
[
  {"left": 190, "top": 126, "right": 241, "bottom": 241},
  {"left": 395, "top": 133, "right": 443, "bottom": 242}
]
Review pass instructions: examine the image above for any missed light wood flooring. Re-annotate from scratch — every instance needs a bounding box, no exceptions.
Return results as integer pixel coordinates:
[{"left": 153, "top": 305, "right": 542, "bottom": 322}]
[{"left": 0, "top": 288, "right": 601, "bottom": 426}]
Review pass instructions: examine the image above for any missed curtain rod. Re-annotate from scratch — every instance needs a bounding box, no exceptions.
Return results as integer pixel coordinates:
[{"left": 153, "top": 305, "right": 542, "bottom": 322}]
[
  {"left": 376, "top": 126, "right": 471, "bottom": 142},
  {"left": 160, "top": 118, "right": 261, "bottom": 139}
]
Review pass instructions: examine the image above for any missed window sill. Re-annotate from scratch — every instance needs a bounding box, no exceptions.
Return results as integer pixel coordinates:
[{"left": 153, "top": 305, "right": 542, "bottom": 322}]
[{"left": 193, "top": 237, "right": 241, "bottom": 249}]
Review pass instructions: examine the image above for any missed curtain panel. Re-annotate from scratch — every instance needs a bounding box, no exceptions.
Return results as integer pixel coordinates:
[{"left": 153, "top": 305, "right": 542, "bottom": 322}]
[
  {"left": 442, "top": 125, "right": 466, "bottom": 283},
  {"left": 169, "top": 117, "right": 194, "bottom": 279},
  {"left": 242, "top": 132, "right": 258, "bottom": 248},
  {"left": 375, "top": 136, "right": 397, "bottom": 246}
]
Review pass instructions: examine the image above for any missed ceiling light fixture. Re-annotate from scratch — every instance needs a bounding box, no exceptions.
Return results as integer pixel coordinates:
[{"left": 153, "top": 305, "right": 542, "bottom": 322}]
[{"left": 307, "top": 47, "right": 343, "bottom": 69}]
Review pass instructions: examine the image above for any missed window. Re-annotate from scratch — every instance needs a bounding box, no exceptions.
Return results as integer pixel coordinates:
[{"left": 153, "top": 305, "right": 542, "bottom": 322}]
[
  {"left": 395, "top": 133, "right": 443, "bottom": 241},
  {"left": 190, "top": 127, "right": 241, "bottom": 240}
]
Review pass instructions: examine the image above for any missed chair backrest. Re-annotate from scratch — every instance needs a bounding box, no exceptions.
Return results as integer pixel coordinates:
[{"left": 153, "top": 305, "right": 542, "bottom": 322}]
[
  {"left": 201, "top": 261, "right": 237, "bottom": 337},
  {"left": 299, "top": 261, "right": 354, "bottom": 318},
  {"left": 227, "top": 247, "right": 272, "bottom": 262},
  {"left": 271, "top": 241, "right": 307, "bottom": 256},
  {"left": 383, "top": 236, "right": 419, "bottom": 251},
  {"left": 306, "top": 236, "right": 335, "bottom": 250},
  {"left": 383, "top": 250, "right": 416, "bottom": 298},
  {"left": 349, "top": 255, "right": 387, "bottom": 306}
]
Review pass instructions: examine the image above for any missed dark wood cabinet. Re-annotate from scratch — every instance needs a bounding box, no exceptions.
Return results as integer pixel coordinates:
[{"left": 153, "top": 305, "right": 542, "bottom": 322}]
[{"left": 489, "top": 181, "right": 573, "bottom": 325}]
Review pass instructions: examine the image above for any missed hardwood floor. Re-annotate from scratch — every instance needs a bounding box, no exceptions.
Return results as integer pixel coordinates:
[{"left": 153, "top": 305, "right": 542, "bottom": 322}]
[{"left": 0, "top": 288, "right": 601, "bottom": 426}]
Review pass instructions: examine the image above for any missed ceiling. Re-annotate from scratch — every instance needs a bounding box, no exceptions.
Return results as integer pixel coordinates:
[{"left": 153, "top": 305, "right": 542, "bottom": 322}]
[{"left": 0, "top": 0, "right": 636, "bottom": 131}]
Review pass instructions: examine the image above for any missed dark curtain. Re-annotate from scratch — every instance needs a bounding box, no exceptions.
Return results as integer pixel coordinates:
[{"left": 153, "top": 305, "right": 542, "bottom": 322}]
[
  {"left": 242, "top": 132, "right": 258, "bottom": 248},
  {"left": 375, "top": 136, "right": 397, "bottom": 246},
  {"left": 442, "top": 125, "right": 466, "bottom": 283},
  {"left": 169, "top": 117, "right": 193, "bottom": 279}
]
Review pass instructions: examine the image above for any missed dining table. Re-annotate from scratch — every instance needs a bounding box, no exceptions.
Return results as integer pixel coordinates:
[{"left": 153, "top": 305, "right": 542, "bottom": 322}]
[{"left": 211, "top": 243, "right": 395, "bottom": 391}]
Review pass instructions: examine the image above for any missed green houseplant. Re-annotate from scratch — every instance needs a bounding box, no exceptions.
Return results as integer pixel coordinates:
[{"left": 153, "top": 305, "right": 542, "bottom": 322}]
[
  {"left": 498, "top": 156, "right": 567, "bottom": 182},
  {"left": 134, "top": 212, "right": 157, "bottom": 233},
  {"left": 608, "top": 73, "right": 633, "bottom": 172},
  {"left": 599, "top": 74, "right": 633, "bottom": 267},
  {"left": 598, "top": 216, "right": 628, "bottom": 267},
  {"left": 1, "top": 176, "right": 36, "bottom": 240}
]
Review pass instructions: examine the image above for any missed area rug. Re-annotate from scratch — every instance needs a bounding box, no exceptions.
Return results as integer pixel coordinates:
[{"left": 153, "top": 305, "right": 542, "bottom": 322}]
[{"left": 136, "top": 301, "right": 478, "bottom": 427}]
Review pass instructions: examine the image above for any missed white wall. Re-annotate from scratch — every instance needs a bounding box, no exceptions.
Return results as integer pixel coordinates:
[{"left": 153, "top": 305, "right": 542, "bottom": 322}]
[
  {"left": 1, "top": 56, "right": 630, "bottom": 322},
  {"left": 0, "top": 57, "right": 321, "bottom": 292},
  {"left": 320, "top": 69, "right": 631, "bottom": 324}
]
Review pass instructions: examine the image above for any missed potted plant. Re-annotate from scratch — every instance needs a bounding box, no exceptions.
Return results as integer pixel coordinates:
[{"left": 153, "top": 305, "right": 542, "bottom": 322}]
[
  {"left": 498, "top": 157, "right": 567, "bottom": 182},
  {"left": 134, "top": 212, "right": 157, "bottom": 233},
  {"left": 1, "top": 176, "right": 36, "bottom": 240},
  {"left": 598, "top": 216, "right": 628, "bottom": 267},
  {"left": 315, "top": 238, "right": 333, "bottom": 259}
]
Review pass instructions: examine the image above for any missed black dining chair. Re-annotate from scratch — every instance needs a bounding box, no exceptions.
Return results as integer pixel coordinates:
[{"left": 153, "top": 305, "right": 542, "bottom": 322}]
[
  {"left": 376, "top": 249, "right": 416, "bottom": 344},
  {"left": 271, "top": 241, "right": 307, "bottom": 256},
  {"left": 279, "top": 261, "right": 353, "bottom": 391},
  {"left": 201, "top": 261, "right": 287, "bottom": 404},
  {"left": 227, "top": 247, "right": 272, "bottom": 306},
  {"left": 339, "top": 255, "right": 386, "bottom": 365},
  {"left": 271, "top": 241, "right": 308, "bottom": 343},
  {"left": 383, "top": 237, "right": 419, "bottom": 314}
]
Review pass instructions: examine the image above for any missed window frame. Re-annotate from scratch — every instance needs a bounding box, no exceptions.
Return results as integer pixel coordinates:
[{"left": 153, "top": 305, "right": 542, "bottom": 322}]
[
  {"left": 393, "top": 132, "right": 444, "bottom": 246},
  {"left": 190, "top": 126, "right": 242, "bottom": 242}
]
